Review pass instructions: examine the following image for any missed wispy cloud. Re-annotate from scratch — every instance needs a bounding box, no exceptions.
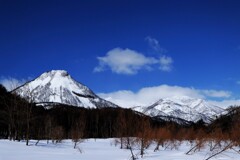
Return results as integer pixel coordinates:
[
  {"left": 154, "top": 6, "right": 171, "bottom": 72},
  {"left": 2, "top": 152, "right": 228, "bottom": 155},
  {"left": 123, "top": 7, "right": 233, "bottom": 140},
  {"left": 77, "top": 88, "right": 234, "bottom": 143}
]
[
  {"left": 236, "top": 81, "right": 240, "bottom": 85},
  {"left": 98, "top": 84, "right": 232, "bottom": 108},
  {"left": 145, "top": 36, "right": 173, "bottom": 71},
  {"left": 0, "top": 77, "right": 28, "bottom": 91},
  {"left": 94, "top": 48, "right": 172, "bottom": 75},
  {"left": 145, "top": 36, "right": 167, "bottom": 54}
]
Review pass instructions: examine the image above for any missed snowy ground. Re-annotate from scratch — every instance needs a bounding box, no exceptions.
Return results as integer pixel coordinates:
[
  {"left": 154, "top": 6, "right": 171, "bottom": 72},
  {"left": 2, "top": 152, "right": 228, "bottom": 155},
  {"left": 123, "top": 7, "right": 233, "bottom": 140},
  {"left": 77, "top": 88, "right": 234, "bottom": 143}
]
[{"left": 0, "top": 139, "right": 239, "bottom": 160}]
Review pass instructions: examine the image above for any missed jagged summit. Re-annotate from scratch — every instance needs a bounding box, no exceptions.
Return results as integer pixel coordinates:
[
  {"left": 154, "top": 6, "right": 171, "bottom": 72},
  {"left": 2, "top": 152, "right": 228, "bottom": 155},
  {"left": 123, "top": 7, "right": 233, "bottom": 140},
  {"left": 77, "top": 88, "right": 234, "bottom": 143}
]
[
  {"left": 13, "top": 70, "right": 118, "bottom": 108},
  {"left": 133, "top": 96, "right": 224, "bottom": 123}
]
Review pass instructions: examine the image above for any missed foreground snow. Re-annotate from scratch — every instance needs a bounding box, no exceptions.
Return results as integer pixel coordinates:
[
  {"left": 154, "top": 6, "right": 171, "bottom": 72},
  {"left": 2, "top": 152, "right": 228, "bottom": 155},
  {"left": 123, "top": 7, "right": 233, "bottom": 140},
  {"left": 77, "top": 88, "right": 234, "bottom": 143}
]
[{"left": 0, "top": 139, "right": 239, "bottom": 160}]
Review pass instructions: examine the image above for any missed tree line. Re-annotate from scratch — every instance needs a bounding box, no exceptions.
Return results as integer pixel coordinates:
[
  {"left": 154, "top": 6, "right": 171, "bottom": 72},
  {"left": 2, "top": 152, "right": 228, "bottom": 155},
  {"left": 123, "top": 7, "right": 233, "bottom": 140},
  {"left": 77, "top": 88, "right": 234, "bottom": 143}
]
[
  {"left": 113, "top": 106, "right": 240, "bottom": 159},
  {"left": 0, "top": 84, "right": 239, "bottom": 159},
  {"left": 0, "top": 84, "right": 169, "bottom": 141}
]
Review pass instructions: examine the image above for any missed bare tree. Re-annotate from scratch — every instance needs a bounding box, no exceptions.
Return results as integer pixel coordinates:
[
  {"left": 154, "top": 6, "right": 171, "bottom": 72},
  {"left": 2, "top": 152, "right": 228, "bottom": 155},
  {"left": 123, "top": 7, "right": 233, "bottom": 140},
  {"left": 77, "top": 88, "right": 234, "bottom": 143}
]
[
  {"left": 114, "top": 109, "right": 127, "bottom": 149},
  {"left": 52, "top": 126, "right": 64, "bottom": 143},
  {"left": 24, "top": 86, "right": 35, "bottom": 146},
  {"left": 185, "top": 129, "right": 206, "bottom": 155},
  {"left": 153, "top": 127, "right": 172, "bottom": 152},
  {"left": 45, "top": 115, "right": 52, "bottom": 144},
  {"left": 71, "top": 115, "right": 86, "bottom": 150},
  {"left": 136, "top": 116, "right": 151, "bottom": 158}
]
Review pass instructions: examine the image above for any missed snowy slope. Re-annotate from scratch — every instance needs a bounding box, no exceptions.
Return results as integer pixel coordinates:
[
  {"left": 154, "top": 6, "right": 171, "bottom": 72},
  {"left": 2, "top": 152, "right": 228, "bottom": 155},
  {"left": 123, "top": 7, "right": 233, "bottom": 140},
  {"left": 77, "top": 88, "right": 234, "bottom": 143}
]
[
  {"left": 133, "top": 96, "right": 224, "bottom": 123},
  {"left": 13, "top": 70, "right": 118, "bottom": 108}
]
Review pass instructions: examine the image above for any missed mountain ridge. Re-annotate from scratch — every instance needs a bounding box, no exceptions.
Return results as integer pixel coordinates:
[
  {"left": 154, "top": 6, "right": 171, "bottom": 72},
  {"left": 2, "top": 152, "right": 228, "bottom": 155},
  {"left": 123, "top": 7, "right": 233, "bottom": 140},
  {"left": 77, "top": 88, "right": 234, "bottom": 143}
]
[
  {"left": 133, "top": 96, "right": 224, "bottom": 123},
  {"left": 13, "top": 70, "right": 118, "bottom": 109},
  {"left": 13, "top": 70, "right": 224, "bottom": 123}
]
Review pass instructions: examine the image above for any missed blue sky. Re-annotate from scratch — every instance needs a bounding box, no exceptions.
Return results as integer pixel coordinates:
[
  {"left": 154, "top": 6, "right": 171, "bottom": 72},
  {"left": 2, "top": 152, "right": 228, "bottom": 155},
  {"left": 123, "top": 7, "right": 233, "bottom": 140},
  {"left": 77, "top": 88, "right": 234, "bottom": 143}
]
[{"left": 1, "top": 0, "right": 240, "bottom": 107}]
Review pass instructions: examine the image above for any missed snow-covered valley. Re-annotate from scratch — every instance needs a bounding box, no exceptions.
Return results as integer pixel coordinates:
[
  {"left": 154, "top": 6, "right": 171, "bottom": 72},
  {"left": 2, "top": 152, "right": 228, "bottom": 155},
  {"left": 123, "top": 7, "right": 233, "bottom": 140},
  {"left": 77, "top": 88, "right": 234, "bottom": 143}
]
[{"left": 0, "top": 139, "right": 239, "bottom": 160}]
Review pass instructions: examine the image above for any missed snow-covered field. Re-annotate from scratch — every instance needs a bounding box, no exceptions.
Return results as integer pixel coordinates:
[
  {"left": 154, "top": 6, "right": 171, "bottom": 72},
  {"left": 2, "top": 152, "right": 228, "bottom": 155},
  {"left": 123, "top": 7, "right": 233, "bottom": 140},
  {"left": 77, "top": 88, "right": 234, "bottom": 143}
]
[{"left": 0, "top": 139, "right": 239, "bottom": 160}]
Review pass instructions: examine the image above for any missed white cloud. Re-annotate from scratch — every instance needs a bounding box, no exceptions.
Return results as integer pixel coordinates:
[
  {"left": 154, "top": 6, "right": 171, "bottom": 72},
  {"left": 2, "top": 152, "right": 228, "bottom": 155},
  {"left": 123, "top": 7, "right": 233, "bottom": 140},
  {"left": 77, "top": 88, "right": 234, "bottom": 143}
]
[
  {"left": 236, "top": 81, "right": 240, "bottom": 85},
  {"left": 201, "top": 90, "right": 231, "bottom": 98},
  {"left": 98, "top": 85, "right": 232, "bottom": 108},
  {"left": 145, "top": 36, "right": 167, "bottom": 53},
  {"left": 0, "top": 77, "right": 27, "bottom": 91},
  {"left": 159, "top": 56, "right": 173, "bottom": 71},
  {"left": 99, "top": 90, "right": 141, "bottom": 108},
  {"left": 209, "top": 99, "right": 240, "bottom": 108},
  {"left": 94, "top": 48, "right": 173, "bottom": 75}
]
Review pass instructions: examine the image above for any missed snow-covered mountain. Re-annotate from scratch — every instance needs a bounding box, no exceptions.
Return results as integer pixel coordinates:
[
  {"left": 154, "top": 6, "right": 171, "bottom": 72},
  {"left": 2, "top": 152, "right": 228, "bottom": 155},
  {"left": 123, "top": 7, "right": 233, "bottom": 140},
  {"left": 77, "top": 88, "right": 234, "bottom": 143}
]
[
  {"left": 13, "top": 70, "right": 118, "bottom": 108},
  {"left": 12, "top": 70, "right": 224, "bottom": 123},
  {"left": 133, "top": 96, "right": 224, "bottom": 123}
]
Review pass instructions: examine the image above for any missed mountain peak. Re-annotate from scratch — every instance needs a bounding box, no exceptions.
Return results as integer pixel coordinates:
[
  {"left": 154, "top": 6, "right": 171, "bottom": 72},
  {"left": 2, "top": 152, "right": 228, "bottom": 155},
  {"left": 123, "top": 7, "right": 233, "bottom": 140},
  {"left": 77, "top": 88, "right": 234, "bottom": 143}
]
[
  {"left": 13, "top": 70, "right": 118, "bottom": 108},
  {"left": 38, "top": 70, "right": 70, "bottom": 80},
  {"left": 47, "top": 70, "right": 69, "bottom": 76}
]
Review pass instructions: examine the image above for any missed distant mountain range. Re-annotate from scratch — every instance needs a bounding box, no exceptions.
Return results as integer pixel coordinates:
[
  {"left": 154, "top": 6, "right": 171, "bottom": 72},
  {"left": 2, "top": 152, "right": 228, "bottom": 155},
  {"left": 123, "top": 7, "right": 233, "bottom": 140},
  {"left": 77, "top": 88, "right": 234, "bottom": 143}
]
[
  {"left": 13, "top": 70, "right": 118, "bottom": 108},
  {"left": 133, "top": 96, "right": 224, "bottom": 123},
  {"left": 13, "top": 70, "right": 224, "bottom": 123}
]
